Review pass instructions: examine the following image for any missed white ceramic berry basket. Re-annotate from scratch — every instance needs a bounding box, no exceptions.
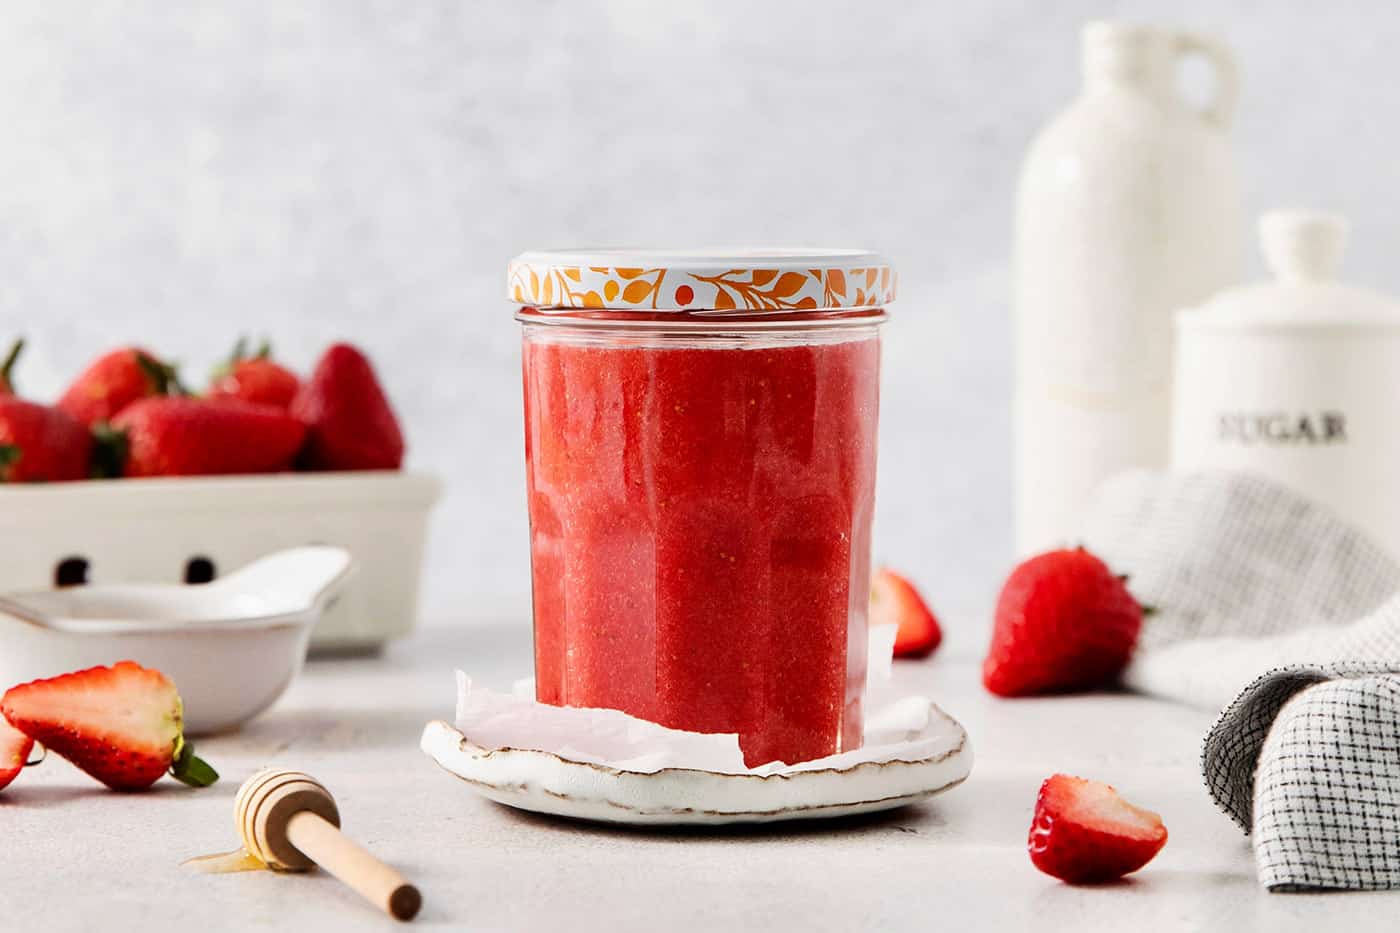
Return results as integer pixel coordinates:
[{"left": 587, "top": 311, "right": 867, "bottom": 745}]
[{"left": 0, "top": 471, "right": 440, "bottom": 654}]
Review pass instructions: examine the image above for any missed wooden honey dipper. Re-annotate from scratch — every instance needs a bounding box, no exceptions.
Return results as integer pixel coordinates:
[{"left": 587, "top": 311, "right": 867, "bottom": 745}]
[{"left": 234, "top": 769, "right": 422, "bottom": 921}]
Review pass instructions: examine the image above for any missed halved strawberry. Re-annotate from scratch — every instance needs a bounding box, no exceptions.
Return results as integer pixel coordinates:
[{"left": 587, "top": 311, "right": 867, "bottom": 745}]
[
  {"left": 871, "top": 568, "right": 942, "bottom": 658},
  {"left": 982, "top": 547, "right": 1142, "bottom": 697},
  {"left": 1029, "top": 774, "right": 1167, "bottom": 883},
  {"left": 0, "top": 716, "right": 33, "bottom": 791},
  {"left": 1, "top": 661, "right": 217, "bottom": 791}
]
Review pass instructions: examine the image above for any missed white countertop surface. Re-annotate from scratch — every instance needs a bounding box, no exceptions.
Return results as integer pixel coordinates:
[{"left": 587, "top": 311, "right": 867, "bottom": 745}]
[{"left": 6, "top": 621, "right": 1394, "bottom": 932}]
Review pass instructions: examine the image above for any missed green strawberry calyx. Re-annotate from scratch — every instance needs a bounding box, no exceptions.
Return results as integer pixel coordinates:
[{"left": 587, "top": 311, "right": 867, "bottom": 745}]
[
  {"left": 0, "top": 443, "right": 21, "bottom": 479},
  {"left": 169, "top": 739, "right": 219, "bottom": 788},
  {"left": 1116, "top": 572, "right": 1157, "bottom": 618},
  {"left": 209, "top": 336, "right": 274, "bottom": 385},
  {"left": 0, "top": 338, "right": 24, "bottom": 393},
  {"left": 135, "top": 351, "right": 188, "bottom": 398},
  {"left": 89, "top": 424, "right": 129, "bottom": 479}
]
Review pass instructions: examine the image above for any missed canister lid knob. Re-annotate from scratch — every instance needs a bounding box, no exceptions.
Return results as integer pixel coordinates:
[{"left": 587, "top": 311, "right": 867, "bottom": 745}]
[
  {"left": 1259, "top": 210, "right": 1348, "bottom": 284},
  {"left": 1180, "top": 209, "right": 1400, "bottom": 332}
]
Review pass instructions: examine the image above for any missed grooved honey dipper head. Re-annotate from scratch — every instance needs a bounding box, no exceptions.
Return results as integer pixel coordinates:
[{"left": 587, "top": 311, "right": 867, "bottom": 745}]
[{"left": 235, "top": 769, "right": 342, "bottom": 871}]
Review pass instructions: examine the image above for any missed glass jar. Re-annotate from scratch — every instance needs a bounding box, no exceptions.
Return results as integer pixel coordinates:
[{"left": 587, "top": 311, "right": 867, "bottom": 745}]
[{"left": 509, "top": 249, "right": 894, "bottom": 767}]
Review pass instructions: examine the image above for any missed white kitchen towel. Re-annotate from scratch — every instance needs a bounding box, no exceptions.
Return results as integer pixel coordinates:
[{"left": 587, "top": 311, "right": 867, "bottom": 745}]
[
  {"left": 1202, "top": 664, "right": 1400, "bottom": 890},
  {"left": 1078, "top": 470, "right": 1400, "bottom": 710}
]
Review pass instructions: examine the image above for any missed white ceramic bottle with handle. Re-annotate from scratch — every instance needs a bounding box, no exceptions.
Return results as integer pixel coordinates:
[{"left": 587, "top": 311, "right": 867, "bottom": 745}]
[{"left": 1013, "top": 21, "right": 1243, "bottom": 555}]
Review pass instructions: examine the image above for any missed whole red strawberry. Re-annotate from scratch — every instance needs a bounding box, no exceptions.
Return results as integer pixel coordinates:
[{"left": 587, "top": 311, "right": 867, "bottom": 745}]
[
  {"left": 291, "top": 343, "right": 404, "bottom": 471},
  {"left": 982, "top": 547, "right": 1142, "bottom": 697},
  {"left": 0, "top": 338, "right": 24, "bottom": 395},
  {"left": 109, "top": 397, "right": 306, "bottom": 477},
  {"left": 871, "top": 568, "right": 943, "bottom": 658},
  {"left": 1029, "top": 774, "right": 1168, "bottom": 883},
  {"left": 2, "top": 660, "right": 216, "bottom": 791},
  {"left": 0, "top": 397, "right": 93, "bottom": 482},
  {"left": 58, "top": 347, "right": 181, "bottom": 427},
  {"left": 208, "top": 338, "right": 301, "bottom": 410}
]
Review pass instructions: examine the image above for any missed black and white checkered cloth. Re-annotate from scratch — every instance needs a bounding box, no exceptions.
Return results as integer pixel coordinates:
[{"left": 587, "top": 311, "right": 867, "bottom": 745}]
[
  {"left": 1202, "top": 664, "right": 1400, "bottom": 890},
  {"left": 1078, "top": 471, "right": 1400, "bottom": 891}
]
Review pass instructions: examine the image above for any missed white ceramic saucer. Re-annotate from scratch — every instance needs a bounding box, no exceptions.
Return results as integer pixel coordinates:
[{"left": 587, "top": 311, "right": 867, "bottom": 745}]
[
  {"left": 0, "top": 546, "right": 353, "bottom": 734},
  {"left": 420, "top": 698, "right": 972, "bottom": 826}
]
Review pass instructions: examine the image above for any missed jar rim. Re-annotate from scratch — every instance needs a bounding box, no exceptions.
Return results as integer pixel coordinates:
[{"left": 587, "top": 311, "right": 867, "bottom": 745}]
[
  {"left": 516, "top": 306, "right": 887, "bottom": 332},
  {"left": 508, "top": 248, "right": 896, "bottom": 313}
]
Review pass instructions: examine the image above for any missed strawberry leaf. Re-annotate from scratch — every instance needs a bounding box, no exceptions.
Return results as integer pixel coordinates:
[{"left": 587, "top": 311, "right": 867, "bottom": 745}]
[
  {"left": 89, "top": 424, "right": 129, "bottom": 479},
  {"left": 0, "top": 338, "right": 24, "bottom": 393},
  {"left": 169, "top": 742, "right": 219, "bottom": 788},
  {"left": 135, "top": 351, "right": 188, "bottom": 397},
  {"left": 0, "top": 443, "right": 20, "bottom": 478},
  {"left": 210, "top": 337, "right": 246, "bottom": 386},
  {"left": 210, "top": 336, "right": 272, "bottom": 386}
]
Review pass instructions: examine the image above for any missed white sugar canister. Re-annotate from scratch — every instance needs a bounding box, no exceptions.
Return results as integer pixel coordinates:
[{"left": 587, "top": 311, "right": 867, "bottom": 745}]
[{"left": 1172, "top": 210, "right": 1400, "bottom": 558}]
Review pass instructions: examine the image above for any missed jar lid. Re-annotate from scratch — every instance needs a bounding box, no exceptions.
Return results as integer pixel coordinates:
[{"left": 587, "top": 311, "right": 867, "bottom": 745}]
[
  {"left": 1178, "top": 211, "right": 1400, "bottom": 333},
  {"left": 507, "top": 248, "right": 895, "bottom": 312}
]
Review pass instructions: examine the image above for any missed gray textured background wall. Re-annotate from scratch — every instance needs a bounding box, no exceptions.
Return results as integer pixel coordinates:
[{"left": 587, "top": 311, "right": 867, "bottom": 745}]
[{"left": 1, "top": 1, "right": 1395, "bottom": 643}]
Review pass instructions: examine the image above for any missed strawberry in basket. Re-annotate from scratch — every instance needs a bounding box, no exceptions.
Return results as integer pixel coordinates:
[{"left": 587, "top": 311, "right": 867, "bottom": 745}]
[
  {"left": 208, "top": 338, "right": 301, "bottom": 410},
  {"left": 58, "top": 347, "right": 182, "bottom": 428},
  {"left": 102, "top": 396, "right": 306, "bottom": 477},
  {"left": 0, "top": 339, "right": 93, "bottom": 482},
  {"left": 0, "top": 398, "right": 93, "bottom": 482},
  {"left": 292, "top": 343, "right": 404, "bottom": 471}
]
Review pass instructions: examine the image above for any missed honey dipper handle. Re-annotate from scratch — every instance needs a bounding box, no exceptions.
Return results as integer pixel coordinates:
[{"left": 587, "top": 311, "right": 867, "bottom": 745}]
[{"left": 285, "top": 810, "right": 422, "bottom": 921}]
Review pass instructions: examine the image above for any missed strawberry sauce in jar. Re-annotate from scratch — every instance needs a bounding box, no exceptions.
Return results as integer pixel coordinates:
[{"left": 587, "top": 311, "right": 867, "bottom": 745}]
[{"left": 511, "top": 250, "right": 893, "bottom": 767}]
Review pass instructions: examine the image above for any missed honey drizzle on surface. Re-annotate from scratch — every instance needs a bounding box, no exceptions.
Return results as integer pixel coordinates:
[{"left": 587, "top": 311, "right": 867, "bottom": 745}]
[{"left": 182, "top": 849, "right": 267, "bottom": 874}]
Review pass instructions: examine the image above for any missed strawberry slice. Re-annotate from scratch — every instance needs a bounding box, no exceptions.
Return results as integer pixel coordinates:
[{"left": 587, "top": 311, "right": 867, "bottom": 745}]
[
  {"left": 871, "top": 568, "right": 942, "bottom": 658},
  {"left": 1029, "top": 774, "right": 1167, "bottom": 883},
  {"left": 0, "top": 715, "right": 33, "bottom": 791},
  {"left": 982, "top": 547, "right": 1142, "bottom": 697},
  {"left": 1, "top": 661, "right": 217, "bottom": 791}
]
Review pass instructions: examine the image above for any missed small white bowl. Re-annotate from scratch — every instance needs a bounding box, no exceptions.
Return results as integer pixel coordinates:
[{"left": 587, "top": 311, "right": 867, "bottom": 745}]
[{"left": 0, "top": 546, "right": 353, "bottom": 734}]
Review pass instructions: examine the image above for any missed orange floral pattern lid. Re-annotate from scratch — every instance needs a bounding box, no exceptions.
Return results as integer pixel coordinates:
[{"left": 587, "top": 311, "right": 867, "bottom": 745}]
[{"left": 508, "top": 249, "right": 896, "bottom": 312}]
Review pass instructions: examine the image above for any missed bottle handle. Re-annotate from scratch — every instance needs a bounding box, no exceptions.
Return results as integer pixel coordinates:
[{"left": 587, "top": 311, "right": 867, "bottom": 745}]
[{"left": 1173, "top": 32, "right": 1238, "bottom": 129}]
